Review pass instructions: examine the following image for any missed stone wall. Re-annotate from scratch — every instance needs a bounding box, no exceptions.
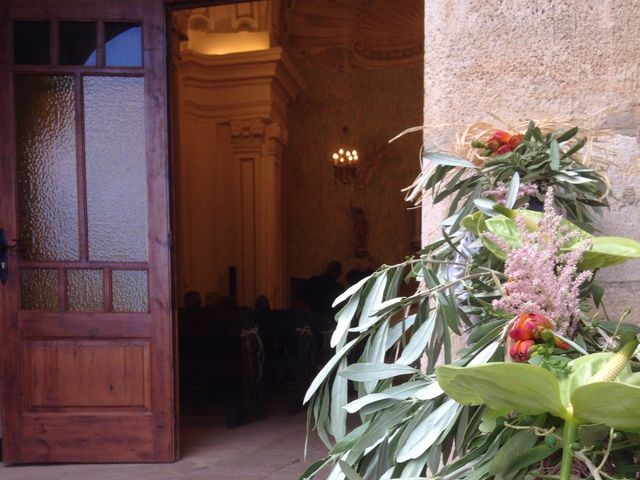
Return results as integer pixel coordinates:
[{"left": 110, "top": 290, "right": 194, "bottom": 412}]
[{"left": 423, "top": 0, "right": 640, "bottom": 320}]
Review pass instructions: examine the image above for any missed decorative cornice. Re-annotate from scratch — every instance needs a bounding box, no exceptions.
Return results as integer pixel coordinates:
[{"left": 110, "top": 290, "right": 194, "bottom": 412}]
[
  {"left": 177, "top": 47, "right": 305, "bottom": 103},
  {"left": 177, "top": 47, "right": 304, "bottom": 122},
  {"left": 230, "top": 118, "right": 267, "bottom": 137},
  {"left": 229, "top": 118, "right": 288, "bottom": 151}
]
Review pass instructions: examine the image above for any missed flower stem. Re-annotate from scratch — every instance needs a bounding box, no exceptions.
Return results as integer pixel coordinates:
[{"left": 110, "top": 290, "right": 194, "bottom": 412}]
[{"left": 560, "top": 420, "right": 579, "bottom": 480}]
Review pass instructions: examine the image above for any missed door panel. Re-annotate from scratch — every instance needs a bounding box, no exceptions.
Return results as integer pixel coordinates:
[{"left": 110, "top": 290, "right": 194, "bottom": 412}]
[
  {"left": 23, "top": 339, "right": 150, "bottom": 410},
  {"left": 0, "top": 0, "right": 174, "bottom": 463}
]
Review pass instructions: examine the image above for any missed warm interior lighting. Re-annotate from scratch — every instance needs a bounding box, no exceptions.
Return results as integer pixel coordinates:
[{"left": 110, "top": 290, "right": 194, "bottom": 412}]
[
  {"left": 187, "top": 30, "right": 270, "bottom": 56},
  {"left": 332, "top": 147, "right": 359, "bottom": 184}
]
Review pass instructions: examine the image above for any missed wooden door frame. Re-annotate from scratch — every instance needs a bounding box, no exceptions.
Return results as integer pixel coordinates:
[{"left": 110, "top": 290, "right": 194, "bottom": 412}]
[{"left": 0, "top": 0, "right": 175, "bottom": 463}]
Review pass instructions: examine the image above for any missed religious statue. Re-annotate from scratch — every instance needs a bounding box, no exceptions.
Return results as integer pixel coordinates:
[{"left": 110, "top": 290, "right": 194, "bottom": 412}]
[{"left": 350, "top": 205, "right": 369, "bottom": 258}]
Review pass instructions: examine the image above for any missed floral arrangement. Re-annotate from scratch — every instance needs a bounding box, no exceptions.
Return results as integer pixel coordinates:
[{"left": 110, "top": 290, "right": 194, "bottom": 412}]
[{"left": 301, "top": 121, "right": 640, "bottom": 480}]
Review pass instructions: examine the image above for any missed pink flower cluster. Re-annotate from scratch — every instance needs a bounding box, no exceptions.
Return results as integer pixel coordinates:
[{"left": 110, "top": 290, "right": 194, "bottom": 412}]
[
  {"left": 489, "top": 190, "right": 592, "bottom": 336},
  {"left": 484, "top": 182, "right": 539, "bottom": 205}
]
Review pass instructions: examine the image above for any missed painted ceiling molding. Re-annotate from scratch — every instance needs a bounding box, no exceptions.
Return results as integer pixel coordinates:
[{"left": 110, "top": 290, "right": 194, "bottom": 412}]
[
  {"left": 281, "top": 0, "right": 424, "bottom": 68},
  {"left": 172, "top": 0, "right": 423, "bottom": 69}
]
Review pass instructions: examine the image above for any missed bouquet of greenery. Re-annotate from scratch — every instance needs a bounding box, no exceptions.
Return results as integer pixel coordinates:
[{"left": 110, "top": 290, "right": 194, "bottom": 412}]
[{"left": 302, "top": 121, "right": 640, "bottom": 480}]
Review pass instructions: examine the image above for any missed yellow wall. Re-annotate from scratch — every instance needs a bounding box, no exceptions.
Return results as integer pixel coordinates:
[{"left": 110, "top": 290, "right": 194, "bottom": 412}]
[{"left": 173, "top": 105, "right": 242, "bottom": 305}]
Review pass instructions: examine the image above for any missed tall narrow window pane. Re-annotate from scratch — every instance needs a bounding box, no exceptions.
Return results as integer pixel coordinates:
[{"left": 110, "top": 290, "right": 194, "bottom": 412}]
[
  {"left": 59, "top": 22, "right": 97, "bottom": 66},
  {"left": 14, "top": 21, "right": 50, "bottom": 65},
  {"left": 105, "top": 23, "right": 142, "bottom": 67},
  {"left": 84, "top": 76, "right": 147, "bottom": 262},
  {"left": 15, "top": 76, "right": 80, "bottom": 261}
]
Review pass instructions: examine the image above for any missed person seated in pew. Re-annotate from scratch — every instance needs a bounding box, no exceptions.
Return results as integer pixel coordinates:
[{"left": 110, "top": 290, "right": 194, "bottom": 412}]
[{"left": 303, "top": 260, "right": 344, "bottom": 315}]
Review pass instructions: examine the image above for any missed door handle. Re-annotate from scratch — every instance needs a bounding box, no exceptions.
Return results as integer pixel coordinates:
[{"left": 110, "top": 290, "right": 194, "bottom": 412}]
[{"left": 0, "top": 229, "right": 18, "bottom": 285}]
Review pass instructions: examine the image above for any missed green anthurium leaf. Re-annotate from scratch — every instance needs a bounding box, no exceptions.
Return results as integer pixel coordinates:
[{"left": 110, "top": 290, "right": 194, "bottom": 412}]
[
  {"left": 559, "top": 353, "right": 616, "bottom": 406},
  {"left": 480, "top": 208, "right": 640, "bottom": 271},
  {"left": 572, "top": 236, "right": 640, "bottom": 270},
  {"left": 572, "top": 381, "right": 640, "bottom": 431},
  {"left": 483, "top": 237, "right": 507, "bottom": 260},
  {"left": 484, "top": 215, "right": 520, "bottom": 247},
  {"left": 436, "top": 363, "right": 568, "bottom": 419},
  {"left": 461, "top": 211, "right": 485, "bottom": 236},
  {"left": 516, "top": 209, "right": 591, "bottom": 245}
]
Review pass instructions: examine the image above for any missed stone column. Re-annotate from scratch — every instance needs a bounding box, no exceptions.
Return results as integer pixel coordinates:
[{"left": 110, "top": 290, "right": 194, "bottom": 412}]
[
  {"left": 423, "top": 1, "right": 640, "bottom": 320},
  {"left": 174, "top": 47, "right": 303, "bottom": 307},
  {"left": 230, "top": 118, "right": 287, "bottom": 307}
]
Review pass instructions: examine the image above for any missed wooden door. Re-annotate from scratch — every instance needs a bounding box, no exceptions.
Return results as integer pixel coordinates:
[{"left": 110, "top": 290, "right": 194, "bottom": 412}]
[{"left": 0, "top": 0, "right": 175, "bottom": 463}]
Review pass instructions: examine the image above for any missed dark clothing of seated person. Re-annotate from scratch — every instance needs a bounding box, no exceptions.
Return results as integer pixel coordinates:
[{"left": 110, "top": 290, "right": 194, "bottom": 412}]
[{"left": 304, "top": 261, "right": 344, "bottom": 315}]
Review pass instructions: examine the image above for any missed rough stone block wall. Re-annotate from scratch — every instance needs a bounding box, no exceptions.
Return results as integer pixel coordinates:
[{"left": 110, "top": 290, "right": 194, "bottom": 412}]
[{"left": 423, "top": 0, "right": 640, "bottom": 321}]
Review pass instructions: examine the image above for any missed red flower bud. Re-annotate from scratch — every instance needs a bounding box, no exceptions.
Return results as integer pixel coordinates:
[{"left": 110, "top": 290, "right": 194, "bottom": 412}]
[
  {"left": 495, "top": 144, "right": 513, "bottom": 155},
  {"left": 510, "top": 339, "right": 534, "bottom": 362},
  {"left": 509, "top": 313, "right": 553, "bottom": 341},
  {"left": 486, "top": 139, "right": 501, "bottom": 151},
  {"left": 554, "top": 337, "right": 570, "bottom": 350},
  {"left": 488, "top": 130, "right": 512, "bottom": 145},
  {"left": 508, "top": 133, "right": 524, "bottom": 150}
]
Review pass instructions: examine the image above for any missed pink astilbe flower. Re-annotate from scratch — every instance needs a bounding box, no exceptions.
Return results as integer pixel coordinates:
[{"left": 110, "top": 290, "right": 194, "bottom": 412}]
[
  {"left": 484, "top": 182, "right": 539, "bottom": 205},
  {"left": 489, "top": 189, "right": 592, "bottom": 336}
]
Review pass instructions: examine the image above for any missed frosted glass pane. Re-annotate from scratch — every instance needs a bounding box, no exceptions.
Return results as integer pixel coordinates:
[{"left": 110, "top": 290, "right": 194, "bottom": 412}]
[
  {"left": 21, "top": 269, "right": 59, "bottom": 311},
  {"left": 84, "top": 76, "right": 148, "bottom": 262},
  {"left": 15, "top": 76, "right": 80, "bottom": 261},
  {"left": 67, "top": 269, "right": 103, "bottom": 312},
  {"left": 112, "top": 270, "right": 148, "bottom": 312}
]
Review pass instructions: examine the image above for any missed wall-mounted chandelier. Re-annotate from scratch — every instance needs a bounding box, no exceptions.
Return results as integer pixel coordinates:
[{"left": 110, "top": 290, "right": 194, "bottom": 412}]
[{"left": 332, "top": 147, "right": 359, "bottom": 185}]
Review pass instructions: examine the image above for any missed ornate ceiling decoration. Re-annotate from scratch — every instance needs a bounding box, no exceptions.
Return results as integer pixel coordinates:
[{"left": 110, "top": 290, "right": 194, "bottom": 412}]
[
  {"left": 172, "top": 0, "right": 424, "bottom": 68},
  {"left": 281, "top": 0, "right": 424, "bottom": 68}
]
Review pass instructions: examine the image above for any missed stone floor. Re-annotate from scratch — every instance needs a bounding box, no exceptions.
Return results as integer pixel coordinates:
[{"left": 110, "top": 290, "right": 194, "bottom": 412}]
[{"left": 0, "top": 413, "right": 330, "bottom": 480}]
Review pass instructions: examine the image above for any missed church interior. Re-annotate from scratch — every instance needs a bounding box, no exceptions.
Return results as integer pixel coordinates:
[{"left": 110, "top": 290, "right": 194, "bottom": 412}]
[
  {"left": 4, "top": 0, "right": 639, "bottom": 478},
  {"left": 169, "top": 0, "right": 424, "bottom": 422}
]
